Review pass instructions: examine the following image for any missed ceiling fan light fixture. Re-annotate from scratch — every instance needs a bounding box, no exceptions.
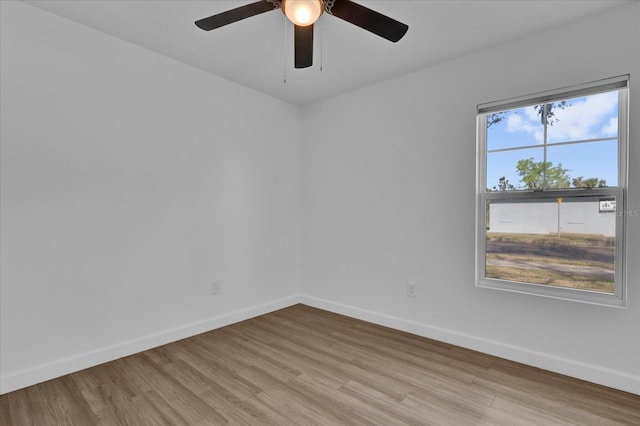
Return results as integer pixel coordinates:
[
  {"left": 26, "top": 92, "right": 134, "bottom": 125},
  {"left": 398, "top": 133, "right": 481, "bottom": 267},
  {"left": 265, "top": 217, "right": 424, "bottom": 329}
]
[{"left": 283, "top": 0, "right": 323, "bottom": 26}]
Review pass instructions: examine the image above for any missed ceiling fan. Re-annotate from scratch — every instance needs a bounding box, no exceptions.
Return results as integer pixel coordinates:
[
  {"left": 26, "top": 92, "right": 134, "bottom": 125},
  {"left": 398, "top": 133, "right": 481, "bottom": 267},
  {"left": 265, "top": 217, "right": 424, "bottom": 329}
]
[{"left": 195, "top": 0, "right": 409, "bottom": 69}]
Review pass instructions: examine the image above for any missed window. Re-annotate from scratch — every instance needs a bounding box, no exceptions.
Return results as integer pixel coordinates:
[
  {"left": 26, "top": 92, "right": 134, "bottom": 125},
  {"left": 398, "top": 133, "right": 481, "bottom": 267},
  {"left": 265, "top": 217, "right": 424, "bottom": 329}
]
[{"left": 476, "top": 76, "right": 629, "bottom": 307}]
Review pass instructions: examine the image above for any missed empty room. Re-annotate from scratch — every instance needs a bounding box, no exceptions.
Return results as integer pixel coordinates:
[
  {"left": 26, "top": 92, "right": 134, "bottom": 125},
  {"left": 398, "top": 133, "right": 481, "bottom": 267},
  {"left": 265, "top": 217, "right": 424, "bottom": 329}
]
[{"left": 1, "top": 0, "right": 639, "bottom": 424}]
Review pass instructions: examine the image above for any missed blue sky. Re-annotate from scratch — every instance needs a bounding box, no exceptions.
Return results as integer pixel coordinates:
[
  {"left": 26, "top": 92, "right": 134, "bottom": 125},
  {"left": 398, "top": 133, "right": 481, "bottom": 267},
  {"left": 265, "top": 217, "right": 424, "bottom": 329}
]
[{"left": 485, "top": 91, "right": 619, "bottom": 190}]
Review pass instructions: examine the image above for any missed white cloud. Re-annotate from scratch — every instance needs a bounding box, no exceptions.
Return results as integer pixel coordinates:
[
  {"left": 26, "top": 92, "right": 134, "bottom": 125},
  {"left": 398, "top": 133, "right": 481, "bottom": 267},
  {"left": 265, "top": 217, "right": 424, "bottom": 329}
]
[
  {"left": 506, "top": 107, "right": 543, "bottom": 142},
  {"left": 546, "top": 91, "right": 618, "bottom": 141},
  {"left": 505, "top": 91, "right": 618, "bottom": 143},
  {"left": 601, "top": 117, "right": 618, "bottom": 136},
  {"left": 523, "top": 105, "right": 540, "bottom": 122}
]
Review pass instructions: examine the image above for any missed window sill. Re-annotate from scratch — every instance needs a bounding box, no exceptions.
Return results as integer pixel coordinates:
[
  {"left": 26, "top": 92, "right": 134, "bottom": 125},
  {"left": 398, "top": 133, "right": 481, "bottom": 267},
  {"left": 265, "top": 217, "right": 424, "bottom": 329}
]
[{"left": 476, "top": 278, "right": 626, "bottom": 308}]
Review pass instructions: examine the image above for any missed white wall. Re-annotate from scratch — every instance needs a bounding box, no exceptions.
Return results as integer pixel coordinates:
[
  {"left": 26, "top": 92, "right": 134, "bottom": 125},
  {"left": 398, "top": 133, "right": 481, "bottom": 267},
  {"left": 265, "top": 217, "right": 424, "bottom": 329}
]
[
  {"left": 301, "top": 3, "right": 640, "bottom": 394},
  {"left": 0, "top": 1, "right": 302, "bottom": 393}
]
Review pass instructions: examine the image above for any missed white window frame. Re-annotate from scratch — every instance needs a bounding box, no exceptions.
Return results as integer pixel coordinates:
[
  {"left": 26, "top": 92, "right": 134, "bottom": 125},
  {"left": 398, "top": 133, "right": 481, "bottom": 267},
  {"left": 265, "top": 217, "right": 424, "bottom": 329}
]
[{"left": 476, "top": 76, "right": 629, "bottom": 307}]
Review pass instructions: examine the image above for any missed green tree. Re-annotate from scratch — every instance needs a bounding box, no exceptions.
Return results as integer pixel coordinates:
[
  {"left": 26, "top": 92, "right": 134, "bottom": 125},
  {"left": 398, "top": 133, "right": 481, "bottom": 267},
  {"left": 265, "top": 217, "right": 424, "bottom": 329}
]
[
  {"left": 572, "top": 176, "right": 607, "bottom": 188},
  {"left": 533, "top": 101, "right": 570, "bottom": 126},
  {"left": 516, "top": 158, "right": 571, "bottom": 190},
  {"left": 486, "top": 101, "right": 571, "bottom": 128},
  {"left": 488, "top": 176, "right": 516, "bottom": 191},
  {"left": 487, "top": 113, "right": 506, "bottom": 128}
]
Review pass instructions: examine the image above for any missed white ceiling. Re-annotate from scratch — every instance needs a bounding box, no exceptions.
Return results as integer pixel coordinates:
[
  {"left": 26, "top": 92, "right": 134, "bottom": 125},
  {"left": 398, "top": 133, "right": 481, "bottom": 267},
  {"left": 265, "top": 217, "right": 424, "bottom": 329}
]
[{"left": 23, "top": 0, "right": 630, "bottom": 106}]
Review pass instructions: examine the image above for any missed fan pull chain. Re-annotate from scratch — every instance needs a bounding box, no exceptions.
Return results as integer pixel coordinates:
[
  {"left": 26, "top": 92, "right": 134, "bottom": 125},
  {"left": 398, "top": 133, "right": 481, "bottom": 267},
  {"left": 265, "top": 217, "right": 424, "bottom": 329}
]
[
  {"left": 283, "top": 15, "right": 287, "bottom": 84},
  {"left": 320, "top": 15, "right": 324, "bottom": 72}
]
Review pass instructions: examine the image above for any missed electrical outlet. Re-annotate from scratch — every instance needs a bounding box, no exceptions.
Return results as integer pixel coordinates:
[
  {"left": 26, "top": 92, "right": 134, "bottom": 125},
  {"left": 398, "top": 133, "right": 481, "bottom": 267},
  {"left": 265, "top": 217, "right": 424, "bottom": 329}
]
[
  {"left": 407, "top": 282, "right": 416, "bottom": 298},
  {"left": 211, "top": 280, "right": 221, "bottom": 295}
]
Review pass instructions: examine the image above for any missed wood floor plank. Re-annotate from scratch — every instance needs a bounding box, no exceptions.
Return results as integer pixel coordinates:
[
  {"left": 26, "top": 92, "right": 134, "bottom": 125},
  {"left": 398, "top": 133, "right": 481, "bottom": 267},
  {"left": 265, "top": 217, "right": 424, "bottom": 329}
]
[
  {"left": 2, "top": 304, "right": 639, "bottom": 425},
  {"left": 89, "top": 382, "right": 143, "bottom": 426},
  {"left": 237, "top": 337, "right": 349, "bottom": 390},
  {"left": 252, "top": 387, "right": 329, "bottom": 425},
  {"left": 0, "top": 392, "right": 11, "bottom": 425},
  {"left": 488, "top": 358, "right": 640, "bottom": 418},
  {"left": 133, "top": 389, "right": 190, "bottom": 426},
  {"left": 287, "top": 375, "right": 384, "bottom": 425},
  {"left": 471, "top": 371, "right": 640, "bottom": 426},
  {"left": 295, "top": 374, "right": 404, "bottom": 426},
  {"left": 404, "top": 390, "right": 504, "bottom": 426},
  {"left": 161, "top": 362, "right": 276, "bottom": 425},
  {"left": 70, "top": 370, "right": 112, "bottom": 420},
  {"left": 242, "top": 393, "right": 301, "bottom": 425},
  {"left": 121, "top": 354, "right": 229, "bottom": 425},
  {"left": 240, "top": 363, "right": 352, "bottom": 424},
  {"left": 6, "top": 388, "right": 43, "bottom": 426},
  {"left": 331, "top": 329, "right": 478, "bottom": 385},
  {"left": 482, "top": 396, "right": 581, "bottom": 426},
  {"left": 339, "top": 379, "right": 439, "bottom": 425},
  {"left": 168, "top": 343, "right": 263, "bottom": 401},
  {"left": 350, "top": 355, "right": 494, "bottom": 410},
  {"left": 270, "top": 339, "right": 414, "bottom": 401}
]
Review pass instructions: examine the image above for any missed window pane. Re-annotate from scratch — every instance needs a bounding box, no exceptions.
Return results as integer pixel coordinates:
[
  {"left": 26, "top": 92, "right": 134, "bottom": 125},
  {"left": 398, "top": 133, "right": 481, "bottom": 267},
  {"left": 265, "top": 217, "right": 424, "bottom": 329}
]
[
  {"left": 487, "top": 106, "right": 544, "bottom": 151},
  {"left": 485, "top": 197, "right": 615, "bottom": 294},
  {"left": 546, "top": 92, "right": 618, "bottom": 144},
  {"left": 486, "top": 147, "right": 543, "bottom": 191},
  {"left": 547, "top": 140, "right": 618, "bottom": 188}
]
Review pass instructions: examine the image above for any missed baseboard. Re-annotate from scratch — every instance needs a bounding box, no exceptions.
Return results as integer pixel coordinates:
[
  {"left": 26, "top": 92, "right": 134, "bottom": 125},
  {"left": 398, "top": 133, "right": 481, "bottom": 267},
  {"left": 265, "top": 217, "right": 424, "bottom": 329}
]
[
  {"left": 4, "top": 293, "right": 638, "bottom": 396},
  {"left": 300, "top": 295, "right": 640, "bottom": 396},
  {"left": 0, "top": 295, "right": 301, "bottom": 395}
]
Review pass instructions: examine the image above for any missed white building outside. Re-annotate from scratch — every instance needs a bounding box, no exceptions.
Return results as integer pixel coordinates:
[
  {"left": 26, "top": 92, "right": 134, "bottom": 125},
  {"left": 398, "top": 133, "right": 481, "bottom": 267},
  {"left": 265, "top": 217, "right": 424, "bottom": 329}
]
[{"left": 489, "top": 199, "right": 615, "bottom": 237}]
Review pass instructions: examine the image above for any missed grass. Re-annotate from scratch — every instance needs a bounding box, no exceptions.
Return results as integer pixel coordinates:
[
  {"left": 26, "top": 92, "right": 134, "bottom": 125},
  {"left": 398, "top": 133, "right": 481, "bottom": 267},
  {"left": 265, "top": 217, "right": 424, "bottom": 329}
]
[
  {"left": 485, "top": 264, "right": 614, "bottom": 293},
  {"left": 488, "top": 253, "right": 614, "bottom": 270},
  {"left": 485, "top": 232, "right": 615, "bottom": 293}
]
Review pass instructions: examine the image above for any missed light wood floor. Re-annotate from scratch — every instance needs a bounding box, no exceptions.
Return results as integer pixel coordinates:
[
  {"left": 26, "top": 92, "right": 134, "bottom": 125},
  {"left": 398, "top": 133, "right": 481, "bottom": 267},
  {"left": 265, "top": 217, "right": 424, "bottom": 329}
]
[{"left": 1, "top": 304, "right": 639, "bottom": 425}]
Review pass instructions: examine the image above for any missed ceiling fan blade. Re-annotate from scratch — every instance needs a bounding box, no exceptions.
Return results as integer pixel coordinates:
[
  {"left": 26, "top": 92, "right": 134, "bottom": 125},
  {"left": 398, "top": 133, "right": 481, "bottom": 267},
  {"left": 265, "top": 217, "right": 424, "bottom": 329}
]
[
  {"left": 294, "top": 24, "right": 314, "bottom": 69},
  {"left": 195, "top": 1, "right": 279, "bottom": 31},
  {"left": 329, "top": 0, "right": 408, "bottom": 42}
]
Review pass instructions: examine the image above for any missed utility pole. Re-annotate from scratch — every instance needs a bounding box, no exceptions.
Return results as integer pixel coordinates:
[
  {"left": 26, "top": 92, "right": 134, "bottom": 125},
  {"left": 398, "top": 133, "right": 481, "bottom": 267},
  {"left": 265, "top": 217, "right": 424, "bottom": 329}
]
[{"left": 557, "top": 197, "right": 563, "bottom": 236}]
